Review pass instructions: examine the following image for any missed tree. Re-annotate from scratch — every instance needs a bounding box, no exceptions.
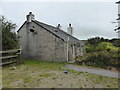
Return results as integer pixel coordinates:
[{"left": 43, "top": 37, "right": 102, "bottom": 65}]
[
  {"left": 0, "top": 16, "right": 19, "bottom": 50},
  {"left": 109, "top": 38, "right": 120, "bottom": 47},
  {"left": 87, "top": 37, "right": 109, "bottom": 46}
]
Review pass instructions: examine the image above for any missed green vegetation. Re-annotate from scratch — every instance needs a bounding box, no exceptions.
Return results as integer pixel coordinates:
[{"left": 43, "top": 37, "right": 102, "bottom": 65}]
[
  {"left": 23, "top": 59, "right": 66, "bottom": 70},
  {"left": 96, "top": 42, "right": 117, "bottom": 51},
  {"left": 87, "top": 37, "right": 109, "bottom": 46},
  {"left": 76, "top": 37, "right": 120, "bottom": 70},
  {"left": 86, "top": 42, "right": 118, "bottom": 52},
  {"left": 0, "top": 16, "right": 19, "bottom": 50},
  {"left": 86, "top": 36, "right": 120, "bottom": 47},
  {"left": 2, "top": 59, "right": 118, "bottom": 88},
  {"left": 39, "top": 73, "right": 53, "bottom": 77}
]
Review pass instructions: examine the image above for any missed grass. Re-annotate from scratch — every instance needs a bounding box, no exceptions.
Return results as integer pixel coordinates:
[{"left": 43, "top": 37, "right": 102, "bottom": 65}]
[
  {"left": 62, "top": 68, "right": 118, "bottom": 87},
  {"left": 23, "top": 76, "right": 32, "bottom": 83},
  {"left": 23, "top": 59, "right": 66, "bottom": 70},
  {"left": 2, "top": 59, "right": 119, "bottom": 88},
  {"left": 39, "top": 73, "right": 53, "bottom": 77},
  {"left": 0, "top": 69, "right": 2, "bottom": 89}
]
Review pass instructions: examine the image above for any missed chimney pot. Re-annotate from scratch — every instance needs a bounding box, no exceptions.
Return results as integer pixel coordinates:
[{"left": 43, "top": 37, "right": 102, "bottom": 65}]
[
  {"left": 29, "top": 12, "right": 32, "bottom": 14},
  {"left": 67, "top": 23, "right": 73, "bottom": 35},
  {"left": 57, "top": 24, "right": 61, "bottom": 29},
  {"left": 69, "top": 23, "right": 71, "bottom": 27},
  {"left": 26, "top": 12, "right": 35, "bottom": 22}
]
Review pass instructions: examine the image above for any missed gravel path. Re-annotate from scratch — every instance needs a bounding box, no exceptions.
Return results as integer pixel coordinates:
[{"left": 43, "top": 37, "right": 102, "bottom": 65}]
[{"left": 62, "top": 64, "right": 120, "bottom": 78}]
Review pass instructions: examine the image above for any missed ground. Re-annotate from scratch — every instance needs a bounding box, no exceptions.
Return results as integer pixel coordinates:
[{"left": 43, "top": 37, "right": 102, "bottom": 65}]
[
  {"left": 0, "top": 68, "right": 2, "bottom": 89},
  {"left": 2, "top": 60, "right": 119, "bottom": 88}
]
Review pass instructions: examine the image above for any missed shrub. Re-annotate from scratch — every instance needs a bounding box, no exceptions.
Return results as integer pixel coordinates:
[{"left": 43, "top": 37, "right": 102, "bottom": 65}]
[
  {"left": 77, "top": 42, "right": 119, "bottom": 70},
  {"left": 87, "top": 37, "right": 109, "bottom": 46},
  {"left": 82, "top": 51, "right": 119, "bottom": 69},
  {"left": 86, "top": 45, "right": 97, "bottom": 52},
  {"left": 96, "top": 42, "right": 117, "bottom": 52},
  {"left": 86, "top": 42, "right": 118, "bottom": 52}
]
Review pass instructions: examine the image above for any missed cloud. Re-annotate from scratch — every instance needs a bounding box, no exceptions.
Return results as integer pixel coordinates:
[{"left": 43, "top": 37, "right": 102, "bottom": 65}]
[
  {"left": 1, "top": 2, "right": 118, "bottom": 40},
  {"left": 2, "top": 0, "right": 118, "bottom": 2}
]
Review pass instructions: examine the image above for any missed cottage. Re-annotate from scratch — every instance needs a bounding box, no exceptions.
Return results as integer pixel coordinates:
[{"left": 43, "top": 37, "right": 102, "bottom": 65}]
[{"left": 17, "top": 12, "right": 84, "bottom": 62}]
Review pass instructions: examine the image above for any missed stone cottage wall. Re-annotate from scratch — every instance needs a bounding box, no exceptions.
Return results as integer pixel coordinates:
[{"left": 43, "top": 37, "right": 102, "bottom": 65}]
[{"left": 18, "top": 21, "right": 67, "bottom": 62}]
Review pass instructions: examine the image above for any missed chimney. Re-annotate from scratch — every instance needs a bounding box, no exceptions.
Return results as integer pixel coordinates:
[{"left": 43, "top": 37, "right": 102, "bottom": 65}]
[
  {"left": 67, "top": 23, "right": 73, "bottom": 35},
  {"left": 57, "top": 24, "right": 61, "bottom": 29},
  {"left": 26, "top": 12, "right": 35, "bottom": 22}
]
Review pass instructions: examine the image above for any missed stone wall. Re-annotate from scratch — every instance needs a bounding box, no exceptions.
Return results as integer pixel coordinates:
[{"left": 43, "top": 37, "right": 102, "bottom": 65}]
[
  {"left": 18, "top": 21, "right": 67, "bottom": 62},
  {"left": 18, "top": 21, "right": 84, "bottom": 62}
]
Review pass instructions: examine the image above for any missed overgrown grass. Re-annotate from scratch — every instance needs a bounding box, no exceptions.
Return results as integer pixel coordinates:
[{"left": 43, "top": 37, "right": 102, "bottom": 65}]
[
  {"left": 23, "top": 59, "right": 67, "bottom": 70},
  {"left": 39, "top": 73, "right": 53, "bottom": 77},
  {"left": 2, "top": 59, "right": 119, "bottom": 88}
]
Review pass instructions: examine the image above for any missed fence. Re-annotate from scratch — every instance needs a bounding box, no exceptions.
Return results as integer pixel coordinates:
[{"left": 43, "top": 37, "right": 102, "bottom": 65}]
[{"left": 0, "top": 49, "right": 22, "bottom": 65}]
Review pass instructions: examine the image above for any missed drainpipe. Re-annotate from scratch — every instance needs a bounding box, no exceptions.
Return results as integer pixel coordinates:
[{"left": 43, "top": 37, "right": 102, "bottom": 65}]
[
  {"left": 73, "top": 44, "right": 75, "bottom": 60},
  {"left": 67, "top": 37, "right": 69, "bottom": 62}
]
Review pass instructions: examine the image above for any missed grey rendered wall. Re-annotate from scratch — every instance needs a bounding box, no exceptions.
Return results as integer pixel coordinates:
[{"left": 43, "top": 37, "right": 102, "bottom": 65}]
[
  {"left": 18, "top": 24, "right": 28, "bottom": 59},
  {"left": 18, "top": 21, "right": 67, "bottom": 62}
]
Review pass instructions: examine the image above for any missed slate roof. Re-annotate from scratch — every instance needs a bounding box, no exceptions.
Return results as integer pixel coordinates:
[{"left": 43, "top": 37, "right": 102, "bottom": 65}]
[{"left": 33, "top": 20, "right": 83, "bottom": 44}]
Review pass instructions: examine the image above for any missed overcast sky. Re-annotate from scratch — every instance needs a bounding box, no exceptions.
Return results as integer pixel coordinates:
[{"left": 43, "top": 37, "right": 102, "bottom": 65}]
[{"left": 0, "top": 1, "right": 118, "bottom": 40}]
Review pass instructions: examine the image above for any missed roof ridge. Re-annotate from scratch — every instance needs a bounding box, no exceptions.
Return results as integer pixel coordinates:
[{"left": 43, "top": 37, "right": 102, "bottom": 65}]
[
  {"left": 34, "top": 20, "right": 80, "bottom": 42},
  {"left": 33, "top": 20, "right": 64, "bottom": 41},
  {"left": 34, "top": 20, "right": 58, "bottom": 29}
]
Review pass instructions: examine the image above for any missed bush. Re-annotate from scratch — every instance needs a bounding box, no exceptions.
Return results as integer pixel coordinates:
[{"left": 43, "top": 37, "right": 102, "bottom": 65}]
[
  {"left": 78, "top": 42, "right": 120, "bottom": 70},
  {"left": 78, "top": 51, "right": 119, "bottom": 69},
  {"left": 86, "top": 42, "right": 118, "bottom": 52},
  {"left": 96, "top": 42, "right": 117, "bottom": 52},
  {"left": 87, "top": 37, "right": 109, "bottom": 46},
  {"left": 86, "top": 45, "right": 97, "bottom": 52}
]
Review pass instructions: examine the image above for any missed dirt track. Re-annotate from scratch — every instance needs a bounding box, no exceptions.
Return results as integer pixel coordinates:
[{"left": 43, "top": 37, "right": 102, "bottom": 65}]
[{"left": 62, "top": 64, "right": 120, "bottom": 78}]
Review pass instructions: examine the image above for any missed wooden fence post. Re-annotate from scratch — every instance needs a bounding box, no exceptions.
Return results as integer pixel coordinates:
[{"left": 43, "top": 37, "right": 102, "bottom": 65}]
[{"left": 19, "top": 47, "right": 23, "bottom": 64}]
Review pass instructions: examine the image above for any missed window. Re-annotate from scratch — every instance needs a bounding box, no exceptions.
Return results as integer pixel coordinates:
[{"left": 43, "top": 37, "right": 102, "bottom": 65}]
[{"left": 30, "top": 29, "right": 35, "bottom": 32}]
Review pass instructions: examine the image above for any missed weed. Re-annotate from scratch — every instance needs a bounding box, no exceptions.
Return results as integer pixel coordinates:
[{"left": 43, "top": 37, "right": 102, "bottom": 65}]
[
  {"left": 39, "top": 73, "right": 52, "bottom": 77},
  {"left": 2, "top": 59, "right": 119, "bottom": 88},
  {"left": 23, "top": 76, "right": 31, "bottom": 83},
  {"left": 52, "top": 77, "right": 56, "bottom": 80}
]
